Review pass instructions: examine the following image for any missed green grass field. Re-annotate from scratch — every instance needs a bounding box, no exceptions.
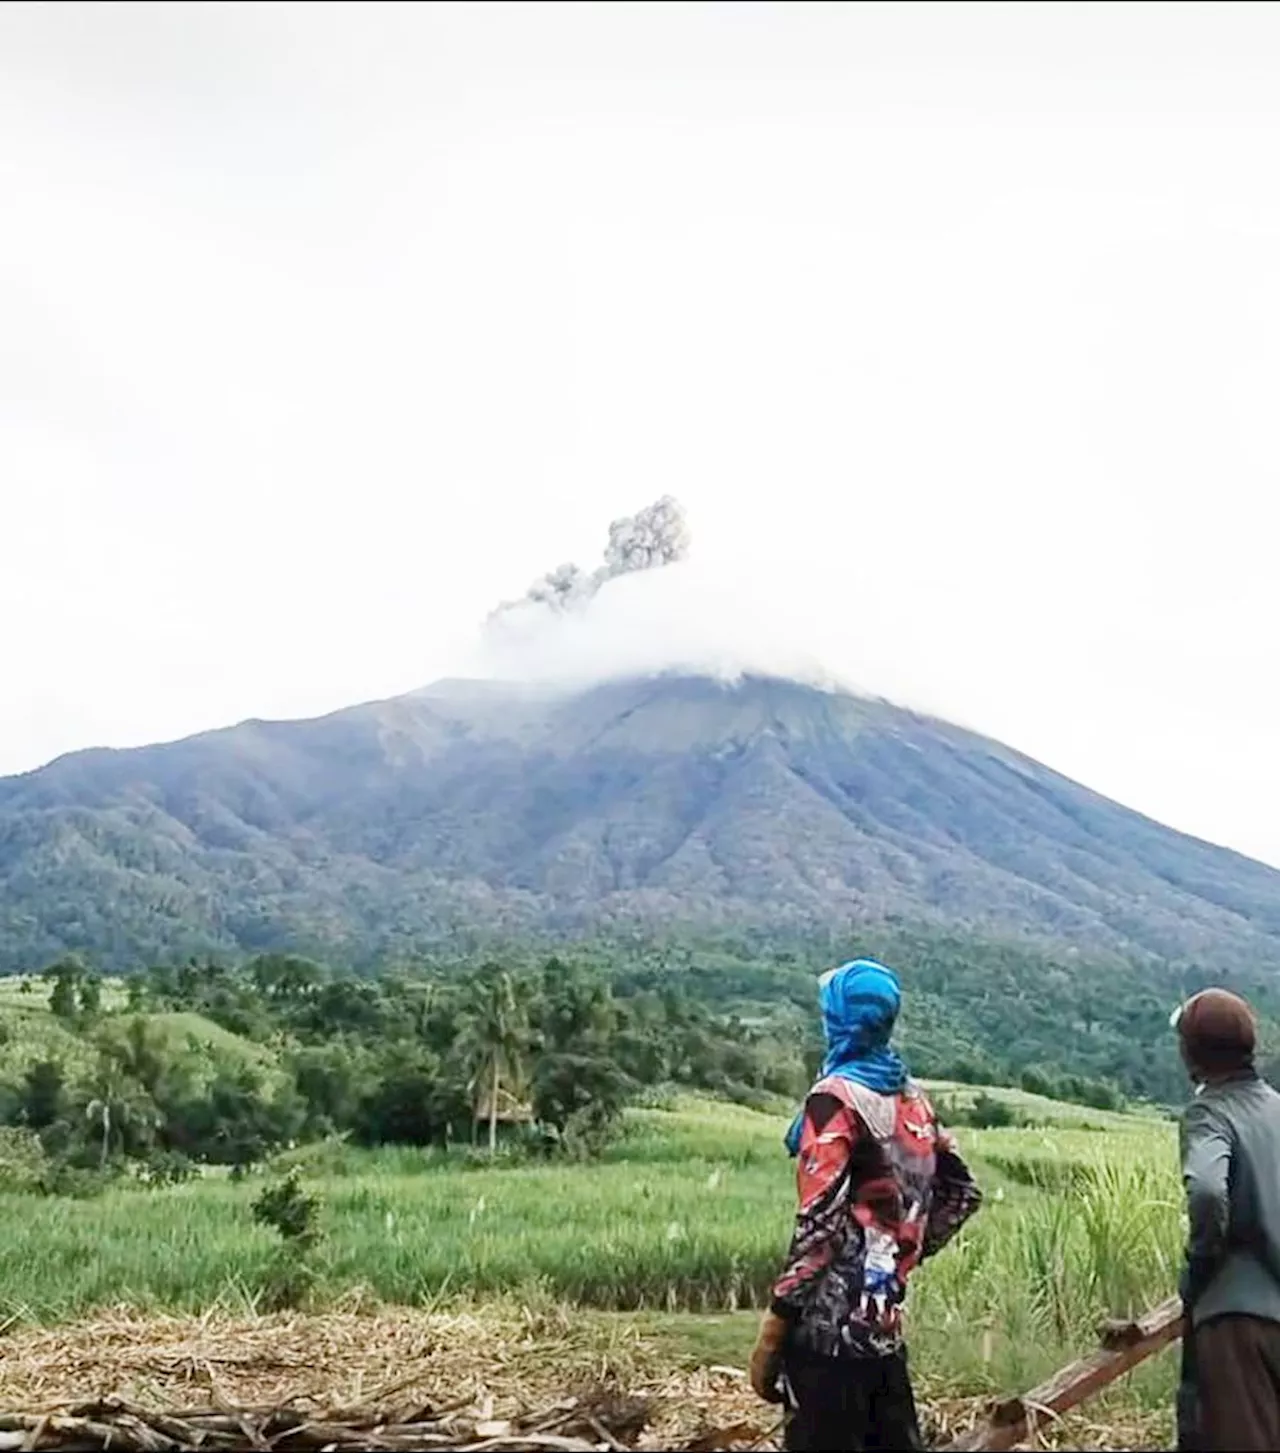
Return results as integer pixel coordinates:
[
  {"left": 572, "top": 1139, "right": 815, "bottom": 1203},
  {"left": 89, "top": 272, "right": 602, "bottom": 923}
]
[
  {"left": 0, "top": 1089, "right": 1185, "bottom": 1443},
  {"left": 0, "top": 987, "right": 1186, "bottom": 1442}
]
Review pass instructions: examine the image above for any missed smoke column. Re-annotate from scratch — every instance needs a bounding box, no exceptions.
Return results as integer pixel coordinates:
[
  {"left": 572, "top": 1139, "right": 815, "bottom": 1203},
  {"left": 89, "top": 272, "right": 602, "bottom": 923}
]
[
  {"left": 488, "top": 495, "right": 691, "bottom": 624},
  {"left": 471, "top": 494, "right": 858, "bottom": 695}
]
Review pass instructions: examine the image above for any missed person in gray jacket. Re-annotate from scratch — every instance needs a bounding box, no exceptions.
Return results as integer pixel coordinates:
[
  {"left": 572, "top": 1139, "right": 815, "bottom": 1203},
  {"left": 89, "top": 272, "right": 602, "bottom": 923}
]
[{"left": 1174, "top": 987, "right": 1280, "bottom": 1452}]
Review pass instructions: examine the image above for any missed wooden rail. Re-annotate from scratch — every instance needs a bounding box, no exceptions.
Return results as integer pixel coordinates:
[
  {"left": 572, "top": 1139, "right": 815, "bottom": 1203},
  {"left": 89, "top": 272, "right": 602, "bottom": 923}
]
[{"left": 942, "top": 1296, "right": 1185, "bottom": 1451}]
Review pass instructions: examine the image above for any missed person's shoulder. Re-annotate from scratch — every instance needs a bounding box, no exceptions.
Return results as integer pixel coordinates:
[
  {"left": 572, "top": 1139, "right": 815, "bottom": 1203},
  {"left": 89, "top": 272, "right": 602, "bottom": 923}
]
[
  {"left": 804, "top": 1088, "right": 845, "bottom": 1125},
  {"left": 1201, "top": 1075, "right": 1274, "bottom": 1110},
  {"left": 1247, "top": 1076, "right": 1280, "bottom": 1118},
  {"left": 810, "top": 1076, "right": 898, "bottom": 1139},
  {"left": 1182, "top": 1088, "right": 1233, "bottom": 1137},
  {"left": 1181, "top": 1088, "right": 1212, "bottom": 1120},
  {"left": 902, "top": 1077, "right": 936, "bottom": 1116},
  {"left": 808, "top": 1075, "right": 847, "bottom": 1104}
]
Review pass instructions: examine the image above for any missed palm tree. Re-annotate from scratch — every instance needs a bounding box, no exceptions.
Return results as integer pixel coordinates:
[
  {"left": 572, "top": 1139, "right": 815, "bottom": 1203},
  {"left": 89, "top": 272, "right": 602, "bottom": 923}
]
[
  {"left": 85, "top": 1056, "right": 161, "bottom": 1167},
  {"left": 85, "top": 1096, "right": 112, "bottom": 1170},
  {"left": 458, "top": 969, "right": 528, "bottom": 1157}
]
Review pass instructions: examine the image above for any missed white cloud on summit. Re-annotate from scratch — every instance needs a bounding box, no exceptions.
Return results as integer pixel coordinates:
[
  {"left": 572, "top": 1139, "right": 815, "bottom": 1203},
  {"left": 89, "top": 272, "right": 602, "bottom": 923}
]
[{"left": 471, "top": 498, "right": 920, "bottom": 707}]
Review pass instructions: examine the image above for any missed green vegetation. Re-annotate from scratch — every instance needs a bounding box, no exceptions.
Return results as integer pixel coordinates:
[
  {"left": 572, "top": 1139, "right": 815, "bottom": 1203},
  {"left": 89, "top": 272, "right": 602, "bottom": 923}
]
[
  {"left": 2, "top": 909, "right": 1270, "bottom": 1119},
  {"left": 8, "top": 674, "right": 1280, "bottom": 1002},
  {"left": 0, "top": 939, "right": 1208, "bottom": 1442},
  {"left": 0, "top": 951, "right": 814, "bottom": 1192},
  {"left": 0, "top": 928, "right": 1251, "bottom": 1194},
  {"left": 0, "top": 1092, "right": 1182, "bottom": 1329},
  {"left": 0, "top": 1092, "right": 1182, "bottom": 1441},
  {"left": 250, "top": 1168, "right": 325, "bottom": 1310}
]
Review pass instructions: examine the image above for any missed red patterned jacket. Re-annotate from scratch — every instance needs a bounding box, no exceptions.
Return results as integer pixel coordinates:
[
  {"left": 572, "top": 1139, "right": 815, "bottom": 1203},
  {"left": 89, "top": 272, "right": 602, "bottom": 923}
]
[{"left": 770, "top": 1075, "right": 982, "bottom": 1359}]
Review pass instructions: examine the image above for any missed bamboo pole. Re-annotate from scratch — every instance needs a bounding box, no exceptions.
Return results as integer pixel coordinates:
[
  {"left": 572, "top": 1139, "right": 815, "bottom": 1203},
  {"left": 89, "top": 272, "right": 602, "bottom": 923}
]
[{"left": 943, "top": 1296, "right": 1186, "bottom": 1451}]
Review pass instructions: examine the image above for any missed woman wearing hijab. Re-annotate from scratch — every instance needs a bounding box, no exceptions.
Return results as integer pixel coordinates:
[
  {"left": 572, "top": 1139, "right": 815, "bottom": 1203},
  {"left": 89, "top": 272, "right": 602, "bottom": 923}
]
[
  {"left": 748, "top": 958, "right": 983, "bottom": 1451},
  {"left": 1173, "top": 987, "right": 1280, "bottom": 1452}
]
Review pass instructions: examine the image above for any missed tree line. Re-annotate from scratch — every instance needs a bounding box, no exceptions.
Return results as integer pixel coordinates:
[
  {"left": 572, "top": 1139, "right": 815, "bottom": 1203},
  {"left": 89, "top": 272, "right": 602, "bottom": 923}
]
[
  {"left": 2, "top": 916, "right": 1254, "bottom": 1193},
  {"left": 0, "top": 953, "right": 807, "bottom": 1190}
]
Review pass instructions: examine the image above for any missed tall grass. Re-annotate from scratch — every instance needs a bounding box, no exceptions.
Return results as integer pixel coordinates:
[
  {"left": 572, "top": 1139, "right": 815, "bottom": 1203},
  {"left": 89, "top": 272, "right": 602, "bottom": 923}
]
[
  {"left": 912, "top": 1146, "right": 1182, "bottom": 1406},
  {"left": 0, "top": 1092, "right": 1186, "bottom": 1418},
  {"left": 0, "top": 1114, "right": 797, "bottom": 1321}
]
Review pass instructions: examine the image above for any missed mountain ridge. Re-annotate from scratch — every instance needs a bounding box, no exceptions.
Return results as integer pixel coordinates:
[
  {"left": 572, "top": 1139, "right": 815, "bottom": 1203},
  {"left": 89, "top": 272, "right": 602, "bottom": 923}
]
[{"left": 3, "top": 671, "right": 1280, "bottom": 974}]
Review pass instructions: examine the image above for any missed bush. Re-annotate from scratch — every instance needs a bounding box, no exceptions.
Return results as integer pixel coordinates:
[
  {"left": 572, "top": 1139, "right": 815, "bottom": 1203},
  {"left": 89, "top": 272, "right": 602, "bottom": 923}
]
[
  {"left": 0, "top": 1126, "right": 48, "bottom": 1192},
  {"left": 166, "top": 1066, "right": 305, "bottom": 1168},
  {"left": 945, "top": 1092, "right": 1026, "bottom": 1129},
  {"left": 532, "top": 1053, "right": 630, "bottom": 1145},
  {"left": 353, "top": 1051, "right": 470, "bottom": 1148},
  {"left": 251, "top": 1169, "right": 324, "bottom": 1310},
  {"left": 971, "top": 1092, "right": 1018, "bottom": 1128},
  {"left": 137, "top": 1150, "right": 198, "bottom": 1188},
  {"left": 33, "top": 1159, "right": 119, "bottom": 1199},
  {"left": 1078, "top": 1079, "right": 1124, "bottom": 1112},
  {"left": 560, "top": 1102, "right": 623, "bottom": 1161},
  {"left": 20, "top": 1060, "right": 68, "bottom": 1130}
]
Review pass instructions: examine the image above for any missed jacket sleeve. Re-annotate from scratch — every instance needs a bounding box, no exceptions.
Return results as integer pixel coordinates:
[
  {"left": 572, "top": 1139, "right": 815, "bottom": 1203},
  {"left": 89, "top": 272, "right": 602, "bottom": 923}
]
[
  {"left": 923, "top": 1125, "right": 983, "bottom": 1259},
  {"left": 1181, "top": 1099, "right": 1232, "bottom": 1308},
  {"left": 769, "top": 1094, "right": 858, "bottom": 1321}
]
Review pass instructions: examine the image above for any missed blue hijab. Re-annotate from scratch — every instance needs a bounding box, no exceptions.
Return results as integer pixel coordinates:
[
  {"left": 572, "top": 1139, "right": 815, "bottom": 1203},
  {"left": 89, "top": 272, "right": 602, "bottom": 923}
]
[{"left": 784, "top": 958, "right": 909, "bottom": 1156}]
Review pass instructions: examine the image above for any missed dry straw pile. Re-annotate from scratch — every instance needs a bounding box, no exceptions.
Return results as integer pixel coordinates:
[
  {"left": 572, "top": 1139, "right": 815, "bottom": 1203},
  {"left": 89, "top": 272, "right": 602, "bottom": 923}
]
[
  {"left": 0, "top": 1302, "right": 1172, "bottom": 1451},
  {"left": 0, "top": 1302, "right": 776, "bottom": 1451}
]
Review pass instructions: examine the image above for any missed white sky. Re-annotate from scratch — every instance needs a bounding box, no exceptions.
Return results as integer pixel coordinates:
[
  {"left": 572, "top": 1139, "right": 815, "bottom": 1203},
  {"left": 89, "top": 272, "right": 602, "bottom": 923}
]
[{"left": 4, "top": 0, "right": 1280, "bottom": 864}]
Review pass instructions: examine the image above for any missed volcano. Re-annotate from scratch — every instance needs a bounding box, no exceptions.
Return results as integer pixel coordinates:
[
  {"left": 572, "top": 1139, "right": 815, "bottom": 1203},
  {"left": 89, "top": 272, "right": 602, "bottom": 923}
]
[{"left": 3, "top": 672, "right": 1279, "bottom": 972}]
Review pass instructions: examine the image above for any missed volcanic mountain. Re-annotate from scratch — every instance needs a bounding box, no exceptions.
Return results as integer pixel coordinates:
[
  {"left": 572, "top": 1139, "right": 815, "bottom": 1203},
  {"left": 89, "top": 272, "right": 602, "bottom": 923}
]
[{"left": 2, "top": 672, "right": 1279, "bottom": 973}]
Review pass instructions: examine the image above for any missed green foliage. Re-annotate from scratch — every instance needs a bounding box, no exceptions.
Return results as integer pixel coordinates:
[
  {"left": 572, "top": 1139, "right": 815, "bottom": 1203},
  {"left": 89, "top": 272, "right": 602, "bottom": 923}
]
[
  {"left": 252, "top": 1168, "right": 322, "bottom": 1250},
  {"left": 32, "top": 1159, "right": 117, "bottom": 1199},
  {"left": 0, "top": 1126, "right": 47, "bottom": 1192},
  {"left": 169, "top": 1064, "right": 305, "bottom": 1168},
  {"left": 289, "top": 1043, "right": 363, "bottom": 1138},
  {"left": 559, "top": 1100, "right": 624, "bottom": 1161},
  {"left": 137, "top": 1149, "right": 197, "bottom": 1188},
  {"left": 961, "top": 1093, "right": 1023, "bottom": 1129},
  {"left": 352, "top": 1046, "right": 469, "bottom": 1149},
  {"left": 0, "top": 1096, "right": 1179, "bottom": 1338},
  {"left": 43, "top": 959, "right": 102, "bottom": 1024},
  {"left": 0, "top": 1094, "right": 1187, "bottom": 1443},
  {"left": 533, "top": 1053, "right": 630, "bottom": 1150},
  {"left": 48, "top": 975, "right": 77, "bottom": 1021},
  {"left": 457, "top": 966, "right": 530, "bottom": 1157},
  {"left": 20, "top": 1059, "right": 68, "bottom": 1130},
  {"left": 78, "top": 974, "right": 102, "bottom": 1019},
  {"left": 250, "top": 1168, "right": 324, "bottom": 1309},
  {"left": 0, "top": 923, "right": 1216, "bottom": 1190}
]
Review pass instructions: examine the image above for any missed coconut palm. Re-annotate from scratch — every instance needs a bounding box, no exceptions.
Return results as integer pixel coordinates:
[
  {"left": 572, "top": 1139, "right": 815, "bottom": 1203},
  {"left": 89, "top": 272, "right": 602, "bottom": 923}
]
[
  {"left": 457, "top": 969, "right": 528, "bottom": 1157},
  {"left": 84, "top": 1057, "right": 161, "bottom": 1167}
]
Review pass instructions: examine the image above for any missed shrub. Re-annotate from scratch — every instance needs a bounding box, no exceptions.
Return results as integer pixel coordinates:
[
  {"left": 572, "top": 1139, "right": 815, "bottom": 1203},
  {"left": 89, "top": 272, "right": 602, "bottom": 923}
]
[{"left": 251, "top": 1168, "right": 325, "bottom": 1310}]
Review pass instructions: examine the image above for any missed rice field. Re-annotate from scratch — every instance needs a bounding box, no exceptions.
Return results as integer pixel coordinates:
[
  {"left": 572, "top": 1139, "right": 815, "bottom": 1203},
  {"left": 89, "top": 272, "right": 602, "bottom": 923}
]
[{"left": 0, "top": 1089, "right": 1186, "bottom": 1444}]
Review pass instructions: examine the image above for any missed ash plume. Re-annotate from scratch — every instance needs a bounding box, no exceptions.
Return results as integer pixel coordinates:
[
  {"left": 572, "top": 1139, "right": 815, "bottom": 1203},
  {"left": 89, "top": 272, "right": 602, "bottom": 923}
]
[
  {"left": 489, "top": 495, "right": 691, "bottom": 623},
  {"left": 471, "top": 495, "right": 961, "bottom": 715},
  {"left": 471, "top": 493, "right": 850, "bottom": 695},
  {"left": 600, "top": 494, "right": 691, "bottom": 577}
]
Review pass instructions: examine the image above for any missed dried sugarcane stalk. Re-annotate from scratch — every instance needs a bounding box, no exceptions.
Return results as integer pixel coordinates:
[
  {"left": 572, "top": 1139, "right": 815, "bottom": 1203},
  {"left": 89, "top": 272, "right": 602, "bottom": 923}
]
[{"left": 0, "top": 1392, "right": 697, "bottom": 1453}]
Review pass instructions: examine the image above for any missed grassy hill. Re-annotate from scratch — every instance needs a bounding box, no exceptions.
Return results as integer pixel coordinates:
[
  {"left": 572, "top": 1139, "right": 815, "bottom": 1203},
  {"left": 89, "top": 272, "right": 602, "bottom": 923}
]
[{"left": 0, "top": 984, "right": 276, "bottom": 1097}]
